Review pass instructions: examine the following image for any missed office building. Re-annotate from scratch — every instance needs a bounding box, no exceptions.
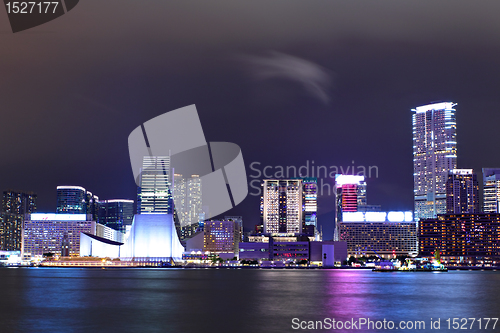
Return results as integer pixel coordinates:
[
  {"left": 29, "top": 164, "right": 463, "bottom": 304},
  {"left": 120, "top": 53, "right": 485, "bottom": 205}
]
[
  {"left": 86, "top": 191, "right": 99, "bottom": 221},
  {"left": 97, "top": 199, "right": 134, "bottom": 233},
  {"left": 173, "top": 174, "right": 203, "bottom": 240},
  {"left": 340, "top": 211, "right": 417, "bottom": 257},
  {"left": 56, "top": 186, "right": 87, "bottom": 214},
  {"left": 419, "top": 213, "right": 500, "bottom": 263},
  {"left": 334, "top": 174, "right": 367, "bottom": 240},
  {"left": 261, "top": 179, "right": 303, "bottom": 235},
  {"left": 412, "top": 102, "right": 457, "bottom": 221},
  {"left": 0, "top": 190, "right": 37, "bottom": 251},
  {"left": 446, "top": 169, "right": 479, "bottom": 214},
  {"left": 483, "top": 168, "right": 500, "bottom": 213},
  {"left": 204, "top": 220, "right": 240, "bottom": 255},
  {"left": 137, "top": 156, "right": 173, "bottom": 214},
  {"left": 303, "top": 178, "right": 318, "bottom": 235}
]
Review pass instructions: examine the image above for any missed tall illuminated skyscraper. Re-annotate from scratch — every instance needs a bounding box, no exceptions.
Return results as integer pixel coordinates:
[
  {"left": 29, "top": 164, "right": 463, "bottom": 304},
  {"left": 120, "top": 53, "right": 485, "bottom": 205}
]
[
  {"left": 483, "top": 168, "right": 500, "bottom": 213},
  {"left": 261, "top": 179, "right": 303, "bottom": 235},
  {"left": 173, "top": 173, "right": 202, "bottom": 239},
  {"left": 303, "top": 178, "right": 318, "bottom": 228},
  {"left": 137, "top": 156, "right": 173, "bottom": 214},
  {"left": 412, "top": 102, "right": 457, "bottom": 221},
  {"left": 334, "top": 174, "right": 366, "bottom": 240},
  {"left": 1, "top": 190, "right": 37, "bottom": 251}
]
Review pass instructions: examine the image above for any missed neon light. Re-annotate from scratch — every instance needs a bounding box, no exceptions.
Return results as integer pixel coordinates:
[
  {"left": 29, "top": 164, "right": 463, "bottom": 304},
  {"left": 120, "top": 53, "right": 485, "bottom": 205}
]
[
  {"left": 30, "top": 213, "right": 88, "bottom": 221},
  {"left": 105, "top": 199, "right": 134, "bottom": 203},
  {"left": 335, "top": 174, "right": 365, "bottom": 186},
  {"left": 56, "top": 186, "right": 86, "bottom": 191},
  {"left": 412, "top": 102, "right": 456, "bottom": 113},
  {"left": 365, "top": 212, "right": 387, "bottom": 222},
  {"left": 342, "top": 212, "right": 364, "bottom": 222},
  {"left": 387, "top": 211, "right": 405, "bottom": 222}
]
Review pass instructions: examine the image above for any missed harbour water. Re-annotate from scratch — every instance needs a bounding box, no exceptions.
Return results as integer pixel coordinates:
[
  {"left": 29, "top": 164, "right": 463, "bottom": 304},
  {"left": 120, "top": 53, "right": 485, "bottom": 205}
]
[{"left": 0, "top": 268, "right": 499, "bottom": 332}]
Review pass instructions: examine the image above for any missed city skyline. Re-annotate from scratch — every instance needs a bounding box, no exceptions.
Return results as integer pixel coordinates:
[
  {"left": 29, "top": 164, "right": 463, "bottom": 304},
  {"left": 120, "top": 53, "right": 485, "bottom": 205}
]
[{"left": 2, "top": 1, "right": 500, "bottom": 239}]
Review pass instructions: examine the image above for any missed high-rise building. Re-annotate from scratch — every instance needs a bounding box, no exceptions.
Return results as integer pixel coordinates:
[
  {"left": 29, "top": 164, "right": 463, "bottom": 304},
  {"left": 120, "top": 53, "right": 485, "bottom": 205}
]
[
  {"left": 173, "top": 173, "right": 203, "bottom": 240},
  {"left": 56, "top": 186, "right": 87, "bottom": 214},
  {"left": 303, "top": 178, "right": 318, "bottom": 232},
  {"left": 412, "top": 102, "right": 457, "bottom": 221},
  {"left": 261, "top": 179, "right": 303, "bottom": 235},
  {"left": 137, "top": 156, "right": 173, "bottom": 214},
  {"left": 97, "top": 199, "right": 134, "bottom": 233},
  {"left": 334, "top": 174, "right": 367, "bottom": 240},
  {"left": 57, "top": 186, "right": 99, "bottom": 218},
  {"left": 0, "top": 190, "right": 37, "bottom": 251},
  {"left": 446, "top": 169, "right": 479, "bottom": 214},
  {"left": 483, "top": 168, "right": 500, "bottom": 213},
  {"left": 225, "top": 216, "right": 243, "bottom": 241},
  {"left": 86, "top": 191, "right": 99, "bottom": 221}
]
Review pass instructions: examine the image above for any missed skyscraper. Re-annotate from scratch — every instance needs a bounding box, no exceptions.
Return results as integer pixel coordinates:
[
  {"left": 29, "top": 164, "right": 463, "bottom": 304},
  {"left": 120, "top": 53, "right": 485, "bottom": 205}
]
[
  {"left": 97, "top": 199, "right": 134, "bottom": 233},
  {"left": 446, "top": 169, "right": 479, "bottom": 214},
  {"left": 56, "top": 186, "right": 86, "bottom": 214},
  {"left": 483, "top": 168, "right": 500, "bottom": 213},
  {"left": 334, "top": 174, "right": 366, "bottom": 240},
  {"left": 173, "top": 173, "right": 203, "bottom": 239},
  {"left": 303, "top": 178, "right": 318, "bottom": 234},
  {"left": 0, "top": 190, "right": 37, "bottom": 251},
  {"left": 412, "top": 102, "right": 457, "bottom": 221},
  {"left": 261, "top": 179, "right": 303, "bottom": 234},
  {"left": 137, "top": 156, "right": 173, "bottom": 214}
]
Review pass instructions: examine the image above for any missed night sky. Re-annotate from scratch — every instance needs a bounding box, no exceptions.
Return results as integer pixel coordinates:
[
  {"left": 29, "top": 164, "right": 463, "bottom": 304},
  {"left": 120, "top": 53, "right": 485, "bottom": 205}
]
[{"left": 2, "top": 1, "right": 500, "bottom": 239}]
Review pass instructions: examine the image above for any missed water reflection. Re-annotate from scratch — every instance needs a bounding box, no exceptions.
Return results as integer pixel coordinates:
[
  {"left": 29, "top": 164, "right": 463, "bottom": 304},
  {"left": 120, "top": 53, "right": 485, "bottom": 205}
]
[{"left": 0, "top": 268, "right": 499, "bottom": 332}]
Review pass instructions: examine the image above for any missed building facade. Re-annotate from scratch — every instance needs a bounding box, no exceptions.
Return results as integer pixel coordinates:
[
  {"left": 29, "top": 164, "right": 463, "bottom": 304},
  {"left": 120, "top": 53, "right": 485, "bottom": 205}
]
[
  {"left": 446, "top": 169, "right": 479, "bottom": 214},
  {"left": 97, "top": 199, "right": 134, "bottom": 233},
  {"left": 303, "top": 178, "right": 318, "bottom": 236},
  {"left": 203, "top": 220, "right": 240, "bottom": 254},
  {"left": 137, "top": 156, "right": 173, "bottom": 214},
  {"left": 483, "top": 168, "right": 500, "bottom": 213},
  {"left": 412, "top": 102, "right": 457, "bottom": 221},
  {"left": 334, "top": 174, "right": 367, "bottom": 240},
  {"left": 23, "top": 213, "right": 96, "bottom": 256},
  {"left": 0, "top": 190, "right": 37, "bottom": 251},
  {"left": 419, "top": 213, "right": 500, "bottom": 263},
  {"left": 340, "top": 211, "right": 417, "bottom": 257},
  {"left": 56, "top": 186, "right": 87, "bottom": 214},
  {"left": 261, "top": 179, "right": 303, "bottom": 235}
]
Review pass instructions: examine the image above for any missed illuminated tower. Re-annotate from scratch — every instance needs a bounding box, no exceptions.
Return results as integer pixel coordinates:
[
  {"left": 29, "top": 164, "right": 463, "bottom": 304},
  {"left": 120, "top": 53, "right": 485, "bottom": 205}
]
[
  {"left": 1, "top": 190, "right": 37, "bottom": 251},
  {"left": 412, "top": 102, "right": 457, "bottom": 221},
  {"left": 303, "top": 178, "right": 318, "bottom": 236},
  {"left": 262, "top": 179, "right": 303, "bottom": 235},
  {"left": 137, "top": 156, "right": 173, "bottom": 214},
  {"left": 334, "top": 174, "right": 366, "bottom": 240}
]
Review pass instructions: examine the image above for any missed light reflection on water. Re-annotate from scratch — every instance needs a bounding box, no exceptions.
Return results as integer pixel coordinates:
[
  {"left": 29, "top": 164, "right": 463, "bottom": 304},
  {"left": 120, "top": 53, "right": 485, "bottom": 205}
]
[{"left": 0, "top": 268, "right": 499, "bottom": 332}]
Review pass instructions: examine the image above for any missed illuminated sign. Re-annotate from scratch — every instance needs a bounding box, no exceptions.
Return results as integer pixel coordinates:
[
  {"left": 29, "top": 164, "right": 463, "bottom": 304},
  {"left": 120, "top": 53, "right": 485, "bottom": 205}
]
[
  {"left": 30, "top": 213, "right": 87, "bottom": 221},
  {"left": 343, "top": 211, "right": 413, "bottom": 223},
  {"left": 335, "top": 174, "right": 365, "bottom": 186},
  {"left": 412, "top": 102, "right": 456, "bottom": 113}
]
